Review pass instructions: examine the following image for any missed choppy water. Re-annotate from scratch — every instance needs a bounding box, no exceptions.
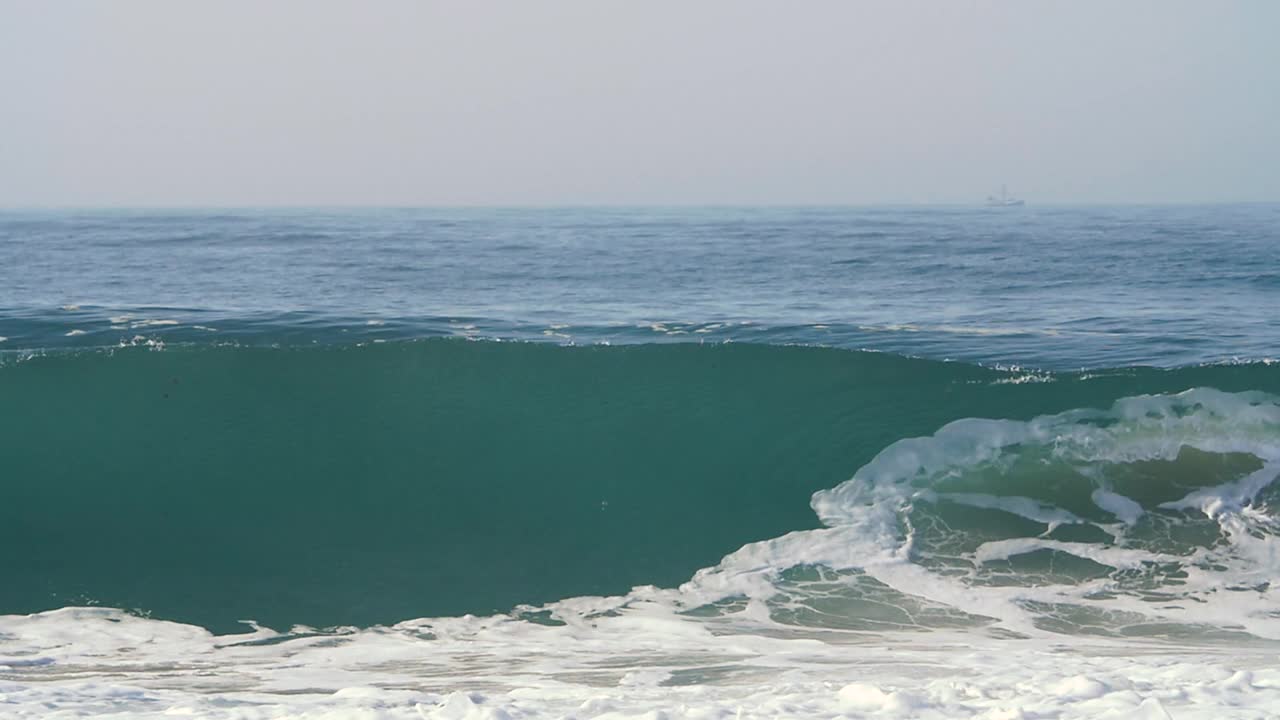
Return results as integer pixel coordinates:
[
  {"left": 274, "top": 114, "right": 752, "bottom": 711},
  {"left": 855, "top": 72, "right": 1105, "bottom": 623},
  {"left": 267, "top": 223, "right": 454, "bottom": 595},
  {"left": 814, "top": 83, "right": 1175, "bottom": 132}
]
[
  {"left": 5, "top": 205, "right": 1279, "bottom": 367},
  {"left": 3, "top": 206, "right": 1280, "bottom": 718}
]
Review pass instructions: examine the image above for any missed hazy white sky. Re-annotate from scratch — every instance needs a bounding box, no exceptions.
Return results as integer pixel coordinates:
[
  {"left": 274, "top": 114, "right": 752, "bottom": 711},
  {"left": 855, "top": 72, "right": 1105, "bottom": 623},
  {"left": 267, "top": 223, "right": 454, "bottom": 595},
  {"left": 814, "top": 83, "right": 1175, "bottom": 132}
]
[{"left": 2, "top": 1, "right": 1277, "bottom": 206}]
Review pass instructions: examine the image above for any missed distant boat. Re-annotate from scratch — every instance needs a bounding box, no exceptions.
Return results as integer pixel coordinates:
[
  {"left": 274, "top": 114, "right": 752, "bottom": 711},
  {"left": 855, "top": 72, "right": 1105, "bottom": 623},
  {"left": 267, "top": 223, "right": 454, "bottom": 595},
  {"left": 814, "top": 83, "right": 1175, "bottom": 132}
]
[{"left": 985, "top": 185, "right": 1025, "bottom": 207}]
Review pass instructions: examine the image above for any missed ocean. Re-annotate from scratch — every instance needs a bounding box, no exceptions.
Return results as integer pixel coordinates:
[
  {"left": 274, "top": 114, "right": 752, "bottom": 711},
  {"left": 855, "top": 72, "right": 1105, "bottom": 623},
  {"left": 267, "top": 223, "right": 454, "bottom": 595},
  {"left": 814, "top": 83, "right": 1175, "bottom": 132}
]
[{"left": 2, "top": 205, "right": 1279, "bottom": 718}]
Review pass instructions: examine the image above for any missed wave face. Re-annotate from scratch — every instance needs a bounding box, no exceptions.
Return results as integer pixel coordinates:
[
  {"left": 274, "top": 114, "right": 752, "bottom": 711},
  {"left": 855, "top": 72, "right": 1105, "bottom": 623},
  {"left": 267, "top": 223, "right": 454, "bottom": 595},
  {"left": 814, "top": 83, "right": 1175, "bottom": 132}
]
[{"left": 3, "top": 339, "right": 1278, "bottom": 638}]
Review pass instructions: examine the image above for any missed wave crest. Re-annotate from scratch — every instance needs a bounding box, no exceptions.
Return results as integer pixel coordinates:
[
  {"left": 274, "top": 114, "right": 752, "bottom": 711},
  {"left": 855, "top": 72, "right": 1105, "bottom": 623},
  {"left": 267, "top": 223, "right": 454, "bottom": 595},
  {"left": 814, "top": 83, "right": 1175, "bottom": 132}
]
[{"left": 686, "top": 389, "right": 1280, "bottom": 639}]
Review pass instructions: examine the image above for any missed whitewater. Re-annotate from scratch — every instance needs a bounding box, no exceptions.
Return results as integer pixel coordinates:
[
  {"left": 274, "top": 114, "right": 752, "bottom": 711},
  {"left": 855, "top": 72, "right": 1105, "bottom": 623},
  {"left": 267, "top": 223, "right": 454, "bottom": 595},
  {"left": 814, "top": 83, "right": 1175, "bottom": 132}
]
[{"left": 3, "top": 206, "right": 1280, "bottom": 718}]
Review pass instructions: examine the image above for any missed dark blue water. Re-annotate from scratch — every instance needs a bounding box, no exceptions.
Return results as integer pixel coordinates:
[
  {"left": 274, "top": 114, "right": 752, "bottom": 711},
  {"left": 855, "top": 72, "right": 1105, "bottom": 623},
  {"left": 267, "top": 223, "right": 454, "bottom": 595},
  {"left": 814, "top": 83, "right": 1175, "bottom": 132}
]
[{"left": 2, "top": 205, "right": 1278, "bottom": 367}]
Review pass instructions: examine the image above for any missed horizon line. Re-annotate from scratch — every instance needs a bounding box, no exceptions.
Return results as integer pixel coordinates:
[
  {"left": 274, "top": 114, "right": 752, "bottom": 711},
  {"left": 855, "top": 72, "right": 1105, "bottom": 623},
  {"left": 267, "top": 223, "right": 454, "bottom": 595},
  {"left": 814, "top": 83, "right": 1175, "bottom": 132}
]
[{"left": 3, "top": 200, "right": 1279, "bottom": 212}]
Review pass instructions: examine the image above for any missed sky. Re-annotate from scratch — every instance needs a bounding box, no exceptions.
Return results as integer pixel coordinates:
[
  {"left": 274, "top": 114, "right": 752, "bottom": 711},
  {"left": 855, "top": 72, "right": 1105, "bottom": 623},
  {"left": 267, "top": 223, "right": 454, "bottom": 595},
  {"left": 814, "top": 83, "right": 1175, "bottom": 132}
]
[{"left": 1, "top": 1, "right": 1277, "bottom": 206}]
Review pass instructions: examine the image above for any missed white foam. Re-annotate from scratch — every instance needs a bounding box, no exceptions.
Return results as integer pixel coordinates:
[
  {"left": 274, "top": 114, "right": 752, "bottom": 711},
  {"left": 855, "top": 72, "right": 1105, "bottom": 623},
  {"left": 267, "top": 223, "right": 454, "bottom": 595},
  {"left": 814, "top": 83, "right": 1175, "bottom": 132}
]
[
  {"left": 1159, "top": 462, "right": 1280, "bottom": 518},
  {"left": 931, "top": 490, "right": 1086, "bottom": 529},
  {"left": 991, "top": 372, "right": 1056, "bottom": 384},
  {"left": 695, "top": 388, "right": 1280, "bottom": 639},
  {"left": 1, "top": 608, "right": 1277, "bottom": 718},
  {"left": 971, "top": 538, "right": 1171, "bottom": 570},
  {"left": 1091, "top": 488, "right": 1144, "bottom": 525}
]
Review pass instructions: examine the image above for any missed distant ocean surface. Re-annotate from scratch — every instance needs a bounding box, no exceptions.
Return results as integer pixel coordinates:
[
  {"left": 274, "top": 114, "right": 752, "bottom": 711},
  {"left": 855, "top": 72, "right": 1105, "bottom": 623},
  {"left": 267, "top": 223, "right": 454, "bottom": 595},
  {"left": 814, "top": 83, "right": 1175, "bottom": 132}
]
[
  {"left": 3, "top": 205, "right": 1280, "bottom": 718},
  {"left": 5, "top": 205, "right": 1280, "bottom": 367}
]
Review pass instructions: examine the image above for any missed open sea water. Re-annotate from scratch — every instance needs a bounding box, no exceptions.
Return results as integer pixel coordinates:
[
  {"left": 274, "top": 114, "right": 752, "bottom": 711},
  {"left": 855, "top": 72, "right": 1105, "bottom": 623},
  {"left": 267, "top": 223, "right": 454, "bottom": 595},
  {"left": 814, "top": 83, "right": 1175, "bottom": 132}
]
[{"left": 2, "top": 205, "right": 1280, "bottom": 718}]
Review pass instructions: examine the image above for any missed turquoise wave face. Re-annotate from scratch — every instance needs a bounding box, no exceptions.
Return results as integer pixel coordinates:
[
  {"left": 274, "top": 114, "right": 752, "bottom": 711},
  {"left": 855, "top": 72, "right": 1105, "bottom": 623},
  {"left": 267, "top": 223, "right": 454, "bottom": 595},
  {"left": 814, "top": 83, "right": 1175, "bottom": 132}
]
[{"left": 3, "top": 339, "right": 1278, "bottom": 633}]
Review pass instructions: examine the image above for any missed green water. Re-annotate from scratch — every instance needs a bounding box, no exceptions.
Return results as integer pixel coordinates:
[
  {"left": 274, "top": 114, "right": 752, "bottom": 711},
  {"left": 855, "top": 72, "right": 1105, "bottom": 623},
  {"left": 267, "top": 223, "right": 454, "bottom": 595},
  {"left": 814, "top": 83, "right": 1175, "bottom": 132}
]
[{"left": 2, "top": 339, "right": 1276, "bottom": 632}]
